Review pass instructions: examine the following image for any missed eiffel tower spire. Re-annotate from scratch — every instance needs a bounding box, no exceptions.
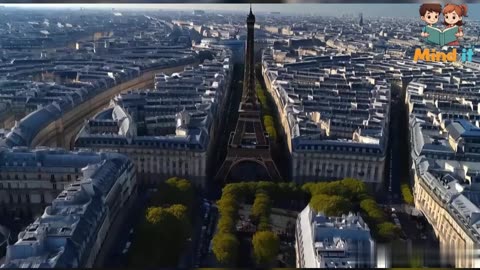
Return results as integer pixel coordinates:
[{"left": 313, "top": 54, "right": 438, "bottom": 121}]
[{"left": 242, "top": 2, "right": 257, "bottom": 109}]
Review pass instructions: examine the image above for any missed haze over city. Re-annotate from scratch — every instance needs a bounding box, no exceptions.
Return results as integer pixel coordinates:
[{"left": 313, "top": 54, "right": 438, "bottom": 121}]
[{"left": 4, "top": 3, "right": 480, "bottom": 18}]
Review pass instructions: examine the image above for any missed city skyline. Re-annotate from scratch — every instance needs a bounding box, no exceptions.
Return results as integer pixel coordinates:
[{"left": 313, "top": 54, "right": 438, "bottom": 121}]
[{"left": 4, "top": 3, "right": 480, "bottom": 19}]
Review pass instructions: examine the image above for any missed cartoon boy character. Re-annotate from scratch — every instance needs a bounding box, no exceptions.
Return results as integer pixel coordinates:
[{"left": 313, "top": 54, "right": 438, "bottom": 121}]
[
  {"left": 419, "top": 3, "right": 442, "bottom": 37},
  {"left": 443, "top": 3, "right": 468, "bottom": 46}
]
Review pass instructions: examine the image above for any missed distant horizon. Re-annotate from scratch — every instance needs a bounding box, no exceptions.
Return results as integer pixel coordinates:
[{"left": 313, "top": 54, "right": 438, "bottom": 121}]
[{"left": 3, "top": 3, "right": 480, "bottom": 19}]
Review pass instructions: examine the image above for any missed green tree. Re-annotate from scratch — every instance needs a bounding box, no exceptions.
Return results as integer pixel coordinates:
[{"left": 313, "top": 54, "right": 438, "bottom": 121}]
[
  {"left": 309, "top": 194, "right": 352, "bottom": 216},
  {"left": 401, "top": 183, "right": 414, "bottom": 205},
  {"left": 256, "top": 181, "right": 277, "bottom": 197},
  {"left": 360, "top": 198, "right": 385, "bottom": 223},
  {"left": 217, "top": 193, "right": 239, "bottom": 218},
  {"left": 327, "top": 181, "right": 352, "bottom": 197},
  {"left": 258, "top": 215, "right": 270, "bottom": 231},
  {"left": 377, "top": 222, "right": 399, "bottom": 241},
  {"left": 133, "top": 206, "right": 188, "bottom": 267},
  {"left": 340, "top": 178, "right": 368, "bottom": 199},
  {"left": 151, "top": 177, "right": 194, "bottom": 207},
  {"left": 222, "top": 183, "right": 242, "bottom": 197},
  {"left": 263, "top": 115, "right": 274, "bottom": 126},
  {"left": 303, "top": 182, "right": 337, "bottom": 196},
  {"left": 265, "top": 126, "right": 277, "bottom": 141},
  {"left": 303, "top": 178, "right": 368, "bottom": 199},
  {"left": 252, "top": 192, "right": 271, "bottom": 219},
  {"left": 217, "top": 216, "right": 235, "bottom": 233},
  {"left": 167, "top": 204, "right": 191, "bottom": 238},
  {"left": 252, "top": 231, "right": 280, "bottom": 266},
  {"left": 212, "top": 233, "right": 239, "bottom": 265},
  {"left": 145, "top": 207, "right": 172, "bottom": 224}
]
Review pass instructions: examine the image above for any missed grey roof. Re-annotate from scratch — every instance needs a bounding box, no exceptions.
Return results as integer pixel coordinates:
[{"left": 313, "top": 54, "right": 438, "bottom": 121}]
[
  {"left": 75, "top": 48, "right": 232, "bottom": 153},
  {"left": 1, "top": 149, "right": 132, "bottom": 268}
]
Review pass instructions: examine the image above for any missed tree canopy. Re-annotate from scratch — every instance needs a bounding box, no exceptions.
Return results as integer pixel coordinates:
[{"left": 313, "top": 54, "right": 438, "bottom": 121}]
[
  {"left": 309, "top": 194, "right": 352, "bottom": 216},
  {"left": 131, "top": 204, "right": 191, "bottom": 267},
  {"left": 151, "top": 177, "right": 194, "bottom": 207},
  {"left": 360, "top": 198, "right": 385, "bottom": 223},
  {"left": 401, "top": 183, "right": 414, "bottom": 205},
  {"left": 212, "top": 232, "right": 239, "bottom": 265},
  {"left": 217, "top": 214, "right": 235, "bottom": 233},
  {"left": 252, "top": 231, "right": 280, "bottom": 266},
  {"left": 377, "top": 222, "right": 399, "bottom": 241},
  {"left": 302, "top": 178, "right": 367, "bottom": 200},
  {"left": 252, "top": 192, "right": 271, "bottom": 219}
]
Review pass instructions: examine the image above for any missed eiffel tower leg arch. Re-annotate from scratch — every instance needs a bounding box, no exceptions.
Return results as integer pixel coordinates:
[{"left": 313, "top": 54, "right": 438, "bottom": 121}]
[{"left": 222, "top": 157, "right": 272, "bottom": 183}]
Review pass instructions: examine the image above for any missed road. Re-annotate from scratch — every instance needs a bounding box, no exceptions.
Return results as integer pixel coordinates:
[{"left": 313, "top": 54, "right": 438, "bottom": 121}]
[
  {"left": 379, "top": 86, "right": 407, "bottom": 205},
  {"left": 376, "top": 83, "right": 441, "bottom": 267},
  {"left": 385, "top": 204, "right": 440, "bottom": 267},
  {"left": 178, "top": 197, "right": 204, "bottom": 268},
  {"left": 101, "top": 188, "right": 149, "bottom": 268}
]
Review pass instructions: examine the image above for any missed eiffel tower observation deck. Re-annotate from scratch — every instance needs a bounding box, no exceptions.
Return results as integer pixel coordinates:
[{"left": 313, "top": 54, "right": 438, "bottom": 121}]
[{"left": 215, "top": 6, "right": 282, "bottom": 183}]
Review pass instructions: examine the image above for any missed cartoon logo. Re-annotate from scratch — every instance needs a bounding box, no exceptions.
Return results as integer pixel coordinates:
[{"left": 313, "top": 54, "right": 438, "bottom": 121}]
[{"left": 420, "top": 3, "right": 467, "bottom": 46}]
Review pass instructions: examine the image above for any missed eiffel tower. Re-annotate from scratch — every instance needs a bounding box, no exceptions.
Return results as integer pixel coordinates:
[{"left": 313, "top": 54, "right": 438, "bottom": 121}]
[{"left": 215, "top": 6, "right": 282, "bottom": 182}]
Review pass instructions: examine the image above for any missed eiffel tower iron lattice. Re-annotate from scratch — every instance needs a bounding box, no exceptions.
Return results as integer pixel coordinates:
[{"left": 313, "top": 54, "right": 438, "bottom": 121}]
[{"left": 215, "top": 6, "right": 282, "bottom": 183}]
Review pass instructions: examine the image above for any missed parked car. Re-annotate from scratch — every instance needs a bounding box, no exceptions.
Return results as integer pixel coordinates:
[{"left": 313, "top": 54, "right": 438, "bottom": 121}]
[
  {"left": 394, "top": 218, "right": 401, "bottom": 228},
  {"left": 122, "top": 241, "right": 131, "bottom": 254}
]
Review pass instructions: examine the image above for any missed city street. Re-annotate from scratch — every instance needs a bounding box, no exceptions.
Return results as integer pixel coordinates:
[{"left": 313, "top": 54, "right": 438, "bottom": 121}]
[{"left": 101, "top": 189, "right": 150, "bottom": 268}]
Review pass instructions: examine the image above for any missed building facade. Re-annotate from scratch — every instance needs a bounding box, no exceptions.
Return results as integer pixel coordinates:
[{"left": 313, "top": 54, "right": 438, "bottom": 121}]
[
  {"left": 0, "top": 147, "right": 135, "bottom": 220},
  {"left": 295, "top": 205, "right": 375, "bottom": 268},
  {"left": 74, "top": 49, "right": 233, "bottom": 188},
  {"left": 262, "top": 49, "right": 390, "bottom": 187},
  {"left": 406, "top": 66, "right": 480, "bottom": 267},
  {"left": 0, "top": 149, "right": 136, "bottom": 268}
]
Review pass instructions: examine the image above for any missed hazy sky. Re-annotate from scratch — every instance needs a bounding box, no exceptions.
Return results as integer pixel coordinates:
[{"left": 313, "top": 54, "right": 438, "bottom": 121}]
[{"left": 4, "top": 3, "right": 480, "bottom": 19}]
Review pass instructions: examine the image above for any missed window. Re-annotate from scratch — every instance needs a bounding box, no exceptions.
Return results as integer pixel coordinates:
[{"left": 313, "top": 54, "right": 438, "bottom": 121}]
[{"left": 67, "top": 175, "right": 71, "bottom": 181}]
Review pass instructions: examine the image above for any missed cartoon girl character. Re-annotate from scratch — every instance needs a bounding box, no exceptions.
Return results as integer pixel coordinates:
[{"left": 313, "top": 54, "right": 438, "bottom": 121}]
[{"left": 443, "top": 3, "right": 468, "bottom": 46}]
